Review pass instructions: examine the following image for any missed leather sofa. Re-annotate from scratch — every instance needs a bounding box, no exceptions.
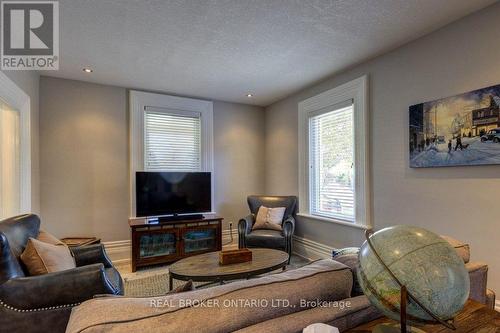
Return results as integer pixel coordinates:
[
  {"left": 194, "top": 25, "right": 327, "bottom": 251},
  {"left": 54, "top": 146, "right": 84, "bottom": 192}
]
[
  {"left": 238, "top": 195, "right": 297, "bottom": 261},
  {"left": 0, "top": 214, "right": 124, "bottom": 333}
]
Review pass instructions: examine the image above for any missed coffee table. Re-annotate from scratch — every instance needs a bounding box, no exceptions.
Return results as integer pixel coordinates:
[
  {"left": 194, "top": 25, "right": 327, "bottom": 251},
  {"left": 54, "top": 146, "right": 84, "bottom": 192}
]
[
  {"left": 168, "top": 248, "right": 289, "bottom": 290},
  {"left": 345, "top": 300, "right": 500, "bottom": 332}
]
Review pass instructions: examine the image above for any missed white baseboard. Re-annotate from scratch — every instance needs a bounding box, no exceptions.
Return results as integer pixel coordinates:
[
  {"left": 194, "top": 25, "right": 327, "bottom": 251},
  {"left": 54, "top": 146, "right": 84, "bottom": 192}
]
[
  {"left": 104, "top": 233, "right": 331, "bottom": 264},
  {"left": 496, "top": 300, "right": 500, "bottom": 313},
  {"left": 292, "top": 235, "right": 332, "bottom": 260},
  {"left": 103, "top": 240, "right": 131, "bottom": 264}
]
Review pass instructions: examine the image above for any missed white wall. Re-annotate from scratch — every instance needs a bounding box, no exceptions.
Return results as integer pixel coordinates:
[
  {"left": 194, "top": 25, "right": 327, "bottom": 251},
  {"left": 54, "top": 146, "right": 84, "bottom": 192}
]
[
  {"left": 264, "top": 3, "right": 500, "bottom": 293},
  {"left": 39, "top": 77, "right": 265, "bottom": 241}
]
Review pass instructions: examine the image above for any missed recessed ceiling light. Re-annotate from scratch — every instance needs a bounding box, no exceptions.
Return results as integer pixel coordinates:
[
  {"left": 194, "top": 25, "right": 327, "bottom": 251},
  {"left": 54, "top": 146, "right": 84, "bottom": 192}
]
[
  {"left": 246, "top": 93, "right": 253, "bottom": 98},
  {"left": 82, "top": 68, "right": 93, "bottom": 73}
]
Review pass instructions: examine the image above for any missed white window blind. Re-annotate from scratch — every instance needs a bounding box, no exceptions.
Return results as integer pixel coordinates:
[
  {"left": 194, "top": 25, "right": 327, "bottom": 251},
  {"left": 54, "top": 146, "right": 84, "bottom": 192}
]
[
  {"left": 144, "top": 108, "right": 201, "bottom": 171},
  {"left": 309, "top": 103, "right": 355, "bottom": 222}
]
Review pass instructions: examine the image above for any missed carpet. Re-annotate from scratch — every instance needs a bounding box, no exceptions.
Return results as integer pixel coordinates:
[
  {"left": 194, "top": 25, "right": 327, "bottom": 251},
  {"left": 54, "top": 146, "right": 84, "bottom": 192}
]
[{"left": 117, "top": 254, "right": 310, "bottom": 297}]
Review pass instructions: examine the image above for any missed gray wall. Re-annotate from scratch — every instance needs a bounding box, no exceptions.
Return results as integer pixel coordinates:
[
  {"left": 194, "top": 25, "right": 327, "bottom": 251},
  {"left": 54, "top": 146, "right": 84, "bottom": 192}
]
[
  {"left": 39, "top": 77, "right": 265, "bottom": 241},
  {"left": 40, "top": 77, "right": 129, "bottom": 241},
  {"left": 264, "top": 4, "right": 500, "bottom": 293},
  {"left": 3, "top": 71, "right": 40, "bottom": 214},
  {"left": 213, "top": 101, "right": 265, "bottom": 229}
]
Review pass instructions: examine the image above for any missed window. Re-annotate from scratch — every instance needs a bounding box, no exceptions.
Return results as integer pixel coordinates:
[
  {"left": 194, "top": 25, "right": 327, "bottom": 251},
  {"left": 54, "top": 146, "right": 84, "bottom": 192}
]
[
  {"left": 0, "top": 101, "right": 20, "bottom": 219},
  {"left": 144, "top": 108, "right": 201, "bottom": 171},
  {"left": 129, "top": 91, "right": 213, "bottom": 216},
  {"left": 0, "top": 72, "right": 30, "bottom": 220},
  {"left": 309, "top": 103, "right": 355, "bottom": 221},
  {"left": 298, "top": 76, "right": 370, "bottom": 228}
]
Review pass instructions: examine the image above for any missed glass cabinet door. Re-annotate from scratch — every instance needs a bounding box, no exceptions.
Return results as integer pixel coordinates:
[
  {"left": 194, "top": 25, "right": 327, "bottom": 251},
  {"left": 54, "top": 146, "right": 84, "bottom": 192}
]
[
  {"left": 183, "top": 228, "right": 216, "bottom": 254},
  {"left": 139, "top": 232, "right": 177, "bottom": 259}
]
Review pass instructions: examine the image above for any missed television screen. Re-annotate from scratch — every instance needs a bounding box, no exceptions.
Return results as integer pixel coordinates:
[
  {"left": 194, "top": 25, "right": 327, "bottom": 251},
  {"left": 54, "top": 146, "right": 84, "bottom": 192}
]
[{"left": 136, "top": 172, "right": 211, "bottom": 217}]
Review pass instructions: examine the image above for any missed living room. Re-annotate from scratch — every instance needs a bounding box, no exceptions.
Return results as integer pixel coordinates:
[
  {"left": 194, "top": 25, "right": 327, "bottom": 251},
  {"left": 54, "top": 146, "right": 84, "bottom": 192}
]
[{"left": 0, "top": 1, "right": 499, "bottom": 332}]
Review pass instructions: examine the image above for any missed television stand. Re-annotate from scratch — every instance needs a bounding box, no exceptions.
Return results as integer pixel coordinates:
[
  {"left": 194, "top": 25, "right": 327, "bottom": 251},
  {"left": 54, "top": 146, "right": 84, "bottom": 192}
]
[{"left": 129, "top": 214, "right": 223, "bottom": 272}]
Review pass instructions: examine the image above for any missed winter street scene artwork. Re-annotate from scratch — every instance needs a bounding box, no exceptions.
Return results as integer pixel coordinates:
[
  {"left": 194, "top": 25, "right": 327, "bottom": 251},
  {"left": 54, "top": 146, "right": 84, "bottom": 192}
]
[{"left": 409, "top": 83, "right": 500, "bottom": 168}]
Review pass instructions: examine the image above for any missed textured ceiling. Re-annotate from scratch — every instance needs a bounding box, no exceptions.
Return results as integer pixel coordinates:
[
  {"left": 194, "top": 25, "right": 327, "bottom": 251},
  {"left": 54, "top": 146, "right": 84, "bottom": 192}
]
[{"left": 46, "top": 0, "right": 497, "bottom": 106}]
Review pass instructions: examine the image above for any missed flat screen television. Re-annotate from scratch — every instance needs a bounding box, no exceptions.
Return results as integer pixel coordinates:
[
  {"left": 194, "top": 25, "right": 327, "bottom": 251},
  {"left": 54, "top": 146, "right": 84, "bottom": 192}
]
[{"left": 136, "top": 172, "right": 211, "bottom": 218}]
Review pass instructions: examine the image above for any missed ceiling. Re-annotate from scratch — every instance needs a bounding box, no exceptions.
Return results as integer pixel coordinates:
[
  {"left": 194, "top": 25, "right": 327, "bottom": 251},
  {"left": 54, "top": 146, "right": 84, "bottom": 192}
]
[{"left": 48, "top": 0, "right": 497, "bottom": 106}]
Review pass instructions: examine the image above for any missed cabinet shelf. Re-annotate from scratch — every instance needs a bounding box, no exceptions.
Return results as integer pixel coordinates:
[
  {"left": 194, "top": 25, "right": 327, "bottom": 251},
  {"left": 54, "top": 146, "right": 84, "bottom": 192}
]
[{"left": 129, "top": 215, "right": 223, "bottom": 272}]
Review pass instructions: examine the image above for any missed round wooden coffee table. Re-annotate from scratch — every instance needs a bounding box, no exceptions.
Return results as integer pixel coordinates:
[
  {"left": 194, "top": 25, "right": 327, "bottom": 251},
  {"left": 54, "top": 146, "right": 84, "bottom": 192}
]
[{"left": 168, "top": 248, "right": 289, "bottom": 290}]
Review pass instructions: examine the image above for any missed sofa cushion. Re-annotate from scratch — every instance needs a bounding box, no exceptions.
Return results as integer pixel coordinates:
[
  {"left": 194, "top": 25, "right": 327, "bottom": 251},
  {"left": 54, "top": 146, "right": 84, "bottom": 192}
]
[
  {"left": 234, "top": 295, "right": 381, "bottom": 333},
  {"left": 20, "top": 238, "right": 76, "bottom": 276},
  {"left": 246, "top": 229, "right": 285, "bottom": 249},
  {"left": 441, "top": 235, "right": 470, "bottom": 263},
  {"left": 66, "top": 259, "right": 352, "bottom": 333}
]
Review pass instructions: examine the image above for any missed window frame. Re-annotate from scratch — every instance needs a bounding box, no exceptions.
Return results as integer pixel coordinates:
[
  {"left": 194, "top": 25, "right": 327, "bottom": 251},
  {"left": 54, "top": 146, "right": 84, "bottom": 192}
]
[
  {"left": 129, "top": 90, "right": 214, "bottom": 217},
  {"left": 298, "top": 75, "right": 371, "bottom": 229},
  {"left": 0, "top": 71, "right": 31, "bottom": 217}
]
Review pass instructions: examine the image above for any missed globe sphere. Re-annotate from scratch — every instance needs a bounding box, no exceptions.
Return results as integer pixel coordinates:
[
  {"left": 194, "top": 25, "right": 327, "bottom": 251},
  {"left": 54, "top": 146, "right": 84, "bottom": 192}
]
[{"left": 357, "top": 225, "right": 469, "bottom": 325}]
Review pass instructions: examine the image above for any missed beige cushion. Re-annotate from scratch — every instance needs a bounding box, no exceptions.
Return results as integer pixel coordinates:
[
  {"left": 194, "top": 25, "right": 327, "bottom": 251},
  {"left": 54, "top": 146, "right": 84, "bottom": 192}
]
[
  {"left": 37, "top": 229, "right": 63, "bottom": 245},
  {"left": 165, "top": 280, "right": 195, "bottom": 295},
  {"left": 253, "top": 206, "right": 286, "bottom": 231},
  {"left": 20, "top": 237, "right": 75, "bottom": 276},
  {"left": 441, "top": 235, "right": 470, "bottom": 263}
]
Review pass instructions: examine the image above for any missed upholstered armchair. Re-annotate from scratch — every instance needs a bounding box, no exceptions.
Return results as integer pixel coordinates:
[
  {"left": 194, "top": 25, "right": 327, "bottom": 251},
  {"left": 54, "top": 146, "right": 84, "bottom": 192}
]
[
  {"left": 238, "top": 196, "right": 297, "bottom": 261},
  {"left": 0, "top": 214, "right": 123, "bottom": 333}
]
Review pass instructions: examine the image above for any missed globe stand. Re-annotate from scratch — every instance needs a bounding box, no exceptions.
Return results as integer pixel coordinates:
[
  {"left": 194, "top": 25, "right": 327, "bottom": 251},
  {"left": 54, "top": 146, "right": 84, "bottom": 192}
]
[
  {"left": 372, "top": 286, "right": 426, "bottom": 333},
  {"left": 365, "top": 230, "right": 456, "bottom": 333}
]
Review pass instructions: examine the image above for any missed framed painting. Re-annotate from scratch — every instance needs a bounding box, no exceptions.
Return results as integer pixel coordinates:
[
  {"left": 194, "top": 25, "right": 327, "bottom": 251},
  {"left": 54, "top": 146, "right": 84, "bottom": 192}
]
[{"left": 409, "top": 84, "right": 500, "bottom": 167}]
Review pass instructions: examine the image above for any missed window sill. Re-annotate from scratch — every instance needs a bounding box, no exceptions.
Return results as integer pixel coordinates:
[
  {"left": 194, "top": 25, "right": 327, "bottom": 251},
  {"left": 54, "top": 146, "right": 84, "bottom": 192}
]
[{"left": 297, "top": 213, "right": 371, "bottom": 230}]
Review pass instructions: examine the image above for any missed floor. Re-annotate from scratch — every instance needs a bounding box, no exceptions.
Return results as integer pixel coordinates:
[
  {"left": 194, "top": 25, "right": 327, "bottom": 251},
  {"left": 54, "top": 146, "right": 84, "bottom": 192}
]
[{"left": 115, "top": 245, "right": 311, "bottom": 297}]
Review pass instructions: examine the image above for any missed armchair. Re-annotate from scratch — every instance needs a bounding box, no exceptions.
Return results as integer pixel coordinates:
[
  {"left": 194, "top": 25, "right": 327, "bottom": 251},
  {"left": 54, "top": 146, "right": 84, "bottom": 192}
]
[
  {"left": 238, "top": 196, "right": 297, "bottom": 261},
  {"left": 0, "top": 214, "right": 123, "bottom": 333}
]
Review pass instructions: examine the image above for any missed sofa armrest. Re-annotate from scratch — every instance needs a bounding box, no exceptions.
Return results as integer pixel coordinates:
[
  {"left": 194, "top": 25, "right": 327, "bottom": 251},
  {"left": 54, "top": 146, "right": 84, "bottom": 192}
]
[
  {"left": 71, "top": 244, "right": 113, "bottom": 268},
  {"left": 282, "top": 215, "right": 295, "bottom": 237},
  {"left": 0, "top": 263, "right": 118, "bottom": 310},
  {"left": 238, "top": 214, "right": 254, "bottom": 248},
  {"left": 238, "top": 214, "right": 254, "bottom": 235}
]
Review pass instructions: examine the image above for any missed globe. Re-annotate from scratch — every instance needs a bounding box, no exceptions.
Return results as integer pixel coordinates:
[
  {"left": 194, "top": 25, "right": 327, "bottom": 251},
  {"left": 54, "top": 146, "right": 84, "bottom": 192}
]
[{"left": 357, "top": 226, "right": 469, "bottom": 330}]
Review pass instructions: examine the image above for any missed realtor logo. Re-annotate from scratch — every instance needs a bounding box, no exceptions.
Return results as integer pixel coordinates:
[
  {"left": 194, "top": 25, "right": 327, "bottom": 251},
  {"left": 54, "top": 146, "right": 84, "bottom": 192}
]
[{"left": 1, "top": 1, "right": 59, "bottom": 70}]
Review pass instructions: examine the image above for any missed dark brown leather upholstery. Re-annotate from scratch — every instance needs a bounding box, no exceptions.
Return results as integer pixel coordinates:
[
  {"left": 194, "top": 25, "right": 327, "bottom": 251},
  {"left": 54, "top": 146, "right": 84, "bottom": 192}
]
[
  {"left": 238, "top": 196, "right": 297, "bottom": 261},
  {"left": 0, "top": 214, "right": 124, "bottom": 333}
]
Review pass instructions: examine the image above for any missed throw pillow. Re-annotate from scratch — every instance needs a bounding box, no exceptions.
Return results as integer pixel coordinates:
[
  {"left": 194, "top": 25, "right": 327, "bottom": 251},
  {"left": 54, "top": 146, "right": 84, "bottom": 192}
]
[
  {"left": 332, "top": 247, "right": 363, "bottom": 296},
  {"left": 166, "top": 280, "right": 195, "bottom": 295},
  {"left": 252, "top": 206, "right": 286, "bottom": 231},
  {"left": 37, "top": 229, "right": 64, "bottom": 245},
  {"left": 20, "top": 237, "right": 76, "bottom": 276}
]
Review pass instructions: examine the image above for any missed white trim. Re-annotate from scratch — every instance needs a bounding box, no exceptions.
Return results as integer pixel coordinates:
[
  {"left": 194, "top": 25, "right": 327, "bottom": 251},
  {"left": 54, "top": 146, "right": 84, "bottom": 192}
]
[
  {"left": 0, "top": 71, "right": 31, "bottom": 214},
  {"left": 129, "top": 90, "right": 214, "bottom": 217},
  {"left": 298, "top": 75, "right": 371, "bottom": 228},
  {"left": 103, "top": 240, "right": 131, "bottom": 264},
  {"left": 297, "top": 213, "right": 371, "bottom": 230},
  {"left": 495, "top": 300, "right": 500, "bottom": 313},
  {"left": 292, "top": 235, "right": 332, "bottom": 260}
]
